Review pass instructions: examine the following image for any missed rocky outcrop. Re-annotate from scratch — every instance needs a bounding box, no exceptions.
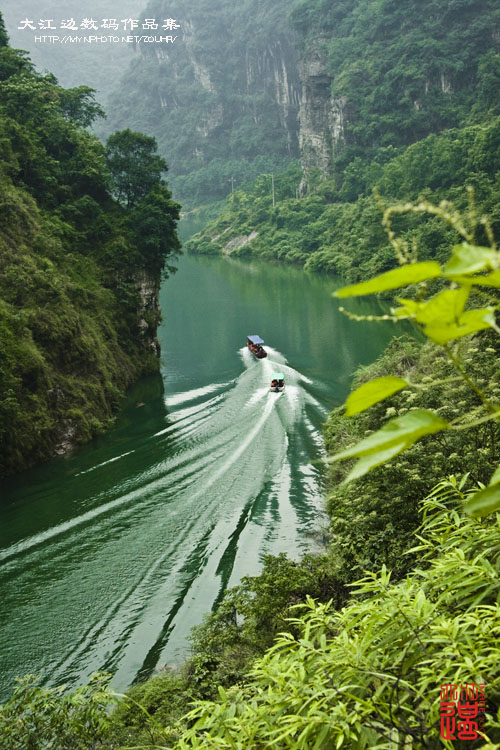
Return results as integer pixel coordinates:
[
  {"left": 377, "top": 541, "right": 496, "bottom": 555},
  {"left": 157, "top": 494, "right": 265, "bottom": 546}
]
[
  {"left": 136, "top": 270, "right": 161, "bottom": 357},
  {"left": 222, "top": 231, "right": 258, "bottom": 254},
  {"left": 133, "top": 10, "right": 302, "bottom": 179},
  {"left": 245, "top": 36, "right": 302, "bottom": 156},
  {"left": 298, "top": 41, "right": 346, "bottom": 177}
]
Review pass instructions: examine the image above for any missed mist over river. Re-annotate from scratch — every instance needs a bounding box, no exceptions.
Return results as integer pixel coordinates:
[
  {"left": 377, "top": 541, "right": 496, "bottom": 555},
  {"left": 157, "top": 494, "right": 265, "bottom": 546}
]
[{"left": 0, "top": 255, "right": 398, "bottom": 699}]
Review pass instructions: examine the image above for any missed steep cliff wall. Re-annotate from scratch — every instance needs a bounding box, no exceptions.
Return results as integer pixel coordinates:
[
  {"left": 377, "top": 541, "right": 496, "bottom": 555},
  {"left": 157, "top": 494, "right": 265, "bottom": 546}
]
[
  {"left": 291, "top": 0, "right": 500, "bottom": 178},
  {"left": 297, "top": 40, "right": 346, "bottom": 176},
  {"left": 136, "top": 270, "right": 162, "bottom": 357},
  {"left": 104, "top": 0, "right": 302, "bottom": 208}
]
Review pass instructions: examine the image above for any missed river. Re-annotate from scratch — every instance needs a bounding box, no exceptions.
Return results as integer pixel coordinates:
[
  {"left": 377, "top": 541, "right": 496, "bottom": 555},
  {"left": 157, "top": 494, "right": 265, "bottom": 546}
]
[{"left": 0, "top": 254, "right": 398, "bottom": 700}]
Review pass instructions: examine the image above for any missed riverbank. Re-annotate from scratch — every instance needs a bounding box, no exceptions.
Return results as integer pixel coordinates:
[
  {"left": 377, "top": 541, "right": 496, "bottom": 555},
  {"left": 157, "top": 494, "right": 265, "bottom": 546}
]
[{"left": 184, "top": 117, "right": 500, "bottom": 286}]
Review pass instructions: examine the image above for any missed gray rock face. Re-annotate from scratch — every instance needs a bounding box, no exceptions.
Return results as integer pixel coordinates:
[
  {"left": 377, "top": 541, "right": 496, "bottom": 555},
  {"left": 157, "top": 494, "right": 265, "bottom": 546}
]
[
  {"left": 298, "top": 42, "right": 346, "bottom": 177},
  {"left": 244, "top": 35, "right": 302, "bottom": 156},
  {"left": 136, "top": 270, "right": 161, "bottom": 356}
]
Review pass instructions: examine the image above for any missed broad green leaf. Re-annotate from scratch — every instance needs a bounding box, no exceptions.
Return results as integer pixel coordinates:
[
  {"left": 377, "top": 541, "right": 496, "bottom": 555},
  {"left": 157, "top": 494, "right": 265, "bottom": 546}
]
[
  {"left": 444, "top": 243, "right": 500, "bottom": 277},
  {"left": 392, "top": 287, "right": 469, "bottom": 324},
  {"left": 393, "top": 287, "right": 494, "bottom": 344},
  {"left": 334, "top": 262, "right": 441, "bottom": 297},
  {"left": 392, "top": 298, "right": 419, "bottom": 318},
  {"left": 490, "top": 466, "right": 500, "bottom": 486},
  {"left": 463, "top": 270, "right": 500, "bottom": 288},
  {"left": 465, "top": 484, "right": 500, "bottom": 517},
  {"left": 416, "top": 287, "right": 469, "bottom": 325},
  {"left": 423, "top": 308, "right": 496, "bottom": 344},
  {"left": 345, "top": 376, "right": 409, "bottom": 416},
  {"left": 344, "top": 440, "right": 408, "bottom": 483},
  {"left": 333, "top": 409, "right": 449, "bottom": 461},
  {"left": 446, "top": 270, "right": 500, "bottom": 287}
]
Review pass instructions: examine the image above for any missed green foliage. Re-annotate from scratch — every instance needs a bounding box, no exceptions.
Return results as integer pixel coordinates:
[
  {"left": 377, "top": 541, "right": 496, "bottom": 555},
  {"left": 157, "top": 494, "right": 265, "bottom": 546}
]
[
  {"left": 0, "top": 13, "right": 8, "bottom": 48},
  {"left": 345, "top": 376, "right": 408, "bottom": 416},
  {"left": 0, "top": 673, "right": 117, "bottom": 750},
  {"left": 332, "top": 201, "right": 500, "bottom": 516},
  {"left": 130, "top": 184, "right": 181, "bottom": 276},
  {"left": 0, "top": 27, "right": 180, "bottom": 476},
  {"left": 292, "top": 0, "right": 500, "bottom": 153},
  {"left": 324, "top": 334, "right": 500, "bottom": 579},
  {"left": 187, "top": 115, "right": 500, "bottom": 283},
  {"left": 106, "top": 129, "right": 168, "bottom": 208},
  {"left": 170, "top": 487, "right": 500, "bottom": 748},
  {"left": 186, "top": 553, "right": 347, "bottom": 698},
  {"left": 107, "top": 671, "right": 194, "bottom": 748}
]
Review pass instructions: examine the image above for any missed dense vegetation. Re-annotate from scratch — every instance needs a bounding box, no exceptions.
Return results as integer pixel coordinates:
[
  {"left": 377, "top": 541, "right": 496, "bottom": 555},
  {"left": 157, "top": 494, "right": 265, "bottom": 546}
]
[
  {"left": 0, "top": 18, "right": 180, "bottom": 477},
  {"left": 185, "top": 116, "right": 500, "bottom": 281},
  {"left": 291, "top": 0, "right": 500, "bottom": 151},
  {"left": 186, "top": 0, "right": 500, "bottom": 276}
]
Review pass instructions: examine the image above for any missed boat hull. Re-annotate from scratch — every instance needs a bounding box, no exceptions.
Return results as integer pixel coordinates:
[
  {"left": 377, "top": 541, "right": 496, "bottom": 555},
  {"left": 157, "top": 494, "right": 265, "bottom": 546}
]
[{"left": 248, "top": 344, "right": 267, "bottom": 358}]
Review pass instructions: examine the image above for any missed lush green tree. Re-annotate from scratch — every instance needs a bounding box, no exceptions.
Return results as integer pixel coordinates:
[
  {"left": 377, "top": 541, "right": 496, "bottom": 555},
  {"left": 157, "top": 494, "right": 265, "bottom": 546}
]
[
  {"left": 130, "top": 184, "right": 181, "bottom": 275},
  {"left": 59, "top": 85, "right": 105, "bottom": 127},
  {"left": 0, "top": 12, "right": 8, "bottom": 47},
  {"left": 106, "top": 129, "right": 168, "bottom": 208},
  {"left": 0, "top": 31, "right": 180, "bottom": 476}
]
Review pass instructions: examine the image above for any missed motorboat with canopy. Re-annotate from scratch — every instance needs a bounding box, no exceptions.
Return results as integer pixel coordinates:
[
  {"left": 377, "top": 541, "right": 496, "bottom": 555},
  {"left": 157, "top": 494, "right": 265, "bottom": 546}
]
[
  {"left": 247, "top": 335, "right": 267, "bottom": 359},
  {"left": 270, "top": 373, "right": 285, "bottom": 392}
]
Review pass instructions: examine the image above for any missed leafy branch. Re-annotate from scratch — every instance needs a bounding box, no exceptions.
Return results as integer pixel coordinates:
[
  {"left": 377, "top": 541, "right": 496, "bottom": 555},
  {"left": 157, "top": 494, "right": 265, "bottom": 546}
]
[{"left": 332, "top": 198, "right": 500, "bottom": 517}]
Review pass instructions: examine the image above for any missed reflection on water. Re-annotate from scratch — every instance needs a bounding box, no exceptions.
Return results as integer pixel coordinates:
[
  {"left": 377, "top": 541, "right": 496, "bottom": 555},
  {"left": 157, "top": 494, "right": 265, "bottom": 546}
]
[{"left": 0, "top": 255, "right": 398, "bottom": 699}]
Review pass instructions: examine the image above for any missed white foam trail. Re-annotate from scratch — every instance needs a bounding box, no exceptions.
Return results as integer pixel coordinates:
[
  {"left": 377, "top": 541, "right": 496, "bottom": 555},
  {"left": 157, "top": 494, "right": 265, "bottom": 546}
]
[
  {"left": 189, "top": 395, "right": 275, "bottom": 500},
  {"left": 49, "top": 395, "right": 278, "bottom": 682},
  {"left": 166, "top": 382, "right": 229, "bottom": 408},
  {"left": 245, "top": 388, "right": 270, "bottom": 408},
  {"left": 1, "top": 341, "right": 326, "bottom": 699},
  {"left": 74, "top": 451, "right": 135, "bottom": 477}
]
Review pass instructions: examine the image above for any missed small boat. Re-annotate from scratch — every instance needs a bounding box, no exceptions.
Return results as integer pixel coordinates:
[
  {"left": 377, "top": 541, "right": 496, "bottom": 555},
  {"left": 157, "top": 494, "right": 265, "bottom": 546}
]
[
  {"left": 247, "top": 335, "right": 267, "bottom": 359},
  {"left": 270, "top": 373, "right": 285, "bottom": 392}
]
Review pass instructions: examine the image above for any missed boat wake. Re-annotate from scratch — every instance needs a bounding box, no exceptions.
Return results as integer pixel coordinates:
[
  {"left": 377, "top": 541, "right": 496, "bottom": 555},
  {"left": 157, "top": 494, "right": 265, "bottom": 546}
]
[{"left": 0, "top": 346, "right": 328, "bottom": 695}]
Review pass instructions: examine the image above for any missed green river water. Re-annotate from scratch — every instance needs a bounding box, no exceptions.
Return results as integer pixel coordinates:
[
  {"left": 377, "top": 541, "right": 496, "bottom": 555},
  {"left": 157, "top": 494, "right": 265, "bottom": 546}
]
[{"left": 0, "top": 255, "right": 398, "bottom": 700}]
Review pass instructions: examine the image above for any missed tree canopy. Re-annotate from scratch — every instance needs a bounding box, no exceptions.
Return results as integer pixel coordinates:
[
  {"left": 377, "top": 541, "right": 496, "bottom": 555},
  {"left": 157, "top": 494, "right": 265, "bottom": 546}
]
[{"left": 106, "top": 128, "right": 169, "bottom": 208}]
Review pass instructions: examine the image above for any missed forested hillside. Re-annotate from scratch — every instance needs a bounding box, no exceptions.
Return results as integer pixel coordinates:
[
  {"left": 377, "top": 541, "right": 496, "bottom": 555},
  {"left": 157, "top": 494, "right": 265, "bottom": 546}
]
[
  {"left": 0, "top": 14, "right": 180, "bottom": 476},
  {"left": 103, "top": 0, "right": 301, "bottom": 212},
  {"left": 186, "top": 0, "right": 500, "bottom": 272}
]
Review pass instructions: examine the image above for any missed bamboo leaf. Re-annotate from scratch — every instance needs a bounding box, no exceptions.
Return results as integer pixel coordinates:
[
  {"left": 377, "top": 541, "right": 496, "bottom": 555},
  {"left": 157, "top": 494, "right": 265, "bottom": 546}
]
[
  {"left": 334, "top": 262, "right": 441, "bottom": 297},
  {"left": 345, "top": 376, "right": 409, "bottom": 416}
]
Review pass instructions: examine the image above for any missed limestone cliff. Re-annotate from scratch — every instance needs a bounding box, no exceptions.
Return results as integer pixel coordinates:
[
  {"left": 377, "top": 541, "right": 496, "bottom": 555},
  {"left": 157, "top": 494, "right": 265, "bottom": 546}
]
[
  {"left": 136, "top": 270, "right": 162, "bottom": 358},
  {"left": 298, "top": 41, "right": 346, "bottom": 176},
  {"left": 105, "top": 0, "right": 303, "bottom": 206}
]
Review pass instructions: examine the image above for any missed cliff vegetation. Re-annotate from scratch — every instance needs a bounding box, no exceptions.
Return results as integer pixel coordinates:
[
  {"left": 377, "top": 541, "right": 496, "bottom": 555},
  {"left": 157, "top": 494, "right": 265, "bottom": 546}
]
[{"left": 0, "top": 15, "right": 180, "bottom": 477}]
